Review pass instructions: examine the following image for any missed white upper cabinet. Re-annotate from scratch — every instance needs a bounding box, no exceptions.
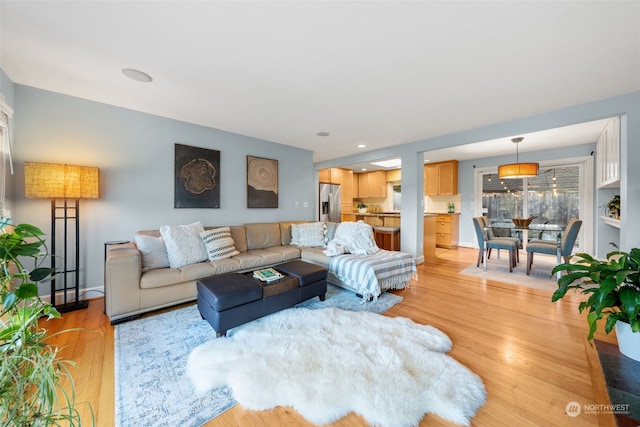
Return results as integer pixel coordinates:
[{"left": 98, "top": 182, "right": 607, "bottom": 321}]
[{"left": 597, "top": 116, "right": 621, "bottom": 188}]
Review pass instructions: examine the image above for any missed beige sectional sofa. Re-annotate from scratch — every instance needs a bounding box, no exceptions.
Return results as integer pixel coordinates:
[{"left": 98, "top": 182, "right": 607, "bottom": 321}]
[{"left": 105, "top": 221, "right": 337, "bottom": 323}]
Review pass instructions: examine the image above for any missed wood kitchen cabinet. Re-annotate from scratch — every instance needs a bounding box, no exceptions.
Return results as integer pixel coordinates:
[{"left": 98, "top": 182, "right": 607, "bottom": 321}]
[
  {"left": 386, "top": 169, "right": 401, "bottom": 182},
  {"left": 434, "top": 213, "right": 459, "bottom": 248},
  {"left": 424, "top": 160, "right": 458, "bottom": 195},
  {"left": 318, "top": 168, "right": 343, "bottom": 184},
  {"left": 357, "top": 171, "right": 387, "bottom": 198},
  {"left": 423, "top": 215, "right": 437, "bottom": 259},
  {"left": 340, "top": 169, "right": 354, "bottom": 217}
]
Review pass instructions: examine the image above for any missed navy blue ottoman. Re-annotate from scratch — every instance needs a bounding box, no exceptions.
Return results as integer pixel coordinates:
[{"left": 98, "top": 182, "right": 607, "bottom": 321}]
[{"left": 197, "top": 261, "right": 327, "bottom": 337}]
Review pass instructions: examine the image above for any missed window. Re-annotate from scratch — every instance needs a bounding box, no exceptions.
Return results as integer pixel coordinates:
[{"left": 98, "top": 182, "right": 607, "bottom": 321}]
[
  {"left": 0, "top": 97, "right": 13, "bottom": 218},
  {"left": 479, "top": 160, "right": 591, "bottom": 251}
]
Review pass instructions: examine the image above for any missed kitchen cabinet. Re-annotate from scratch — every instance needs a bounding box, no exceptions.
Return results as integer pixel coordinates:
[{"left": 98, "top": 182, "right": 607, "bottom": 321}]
[
  {"left": 357, "top": 171, "right": 387, "bottom": 198},
  {"left": 435, "top": 213, "right": 459, "bottom": 248},
  {"left": 318, "top": 168, "right": 343, "bottom": 184},
  {"left": 424, "top": 160, "right": 458, "bottom": 196},
  {"left": 386, "top": 169, "right": 401, "bottom": 182},
  {"left": 597, "top": 116, "right": 620, "bottom": 188},
  {"left": 352, "top": 173, "right": 359, "bottom": 198},
  {"left": 423, "top": 215, "right": 437, "bottom": 259},
  {"left": 341, "top": 169, "right": 354, "bottom": 217}
]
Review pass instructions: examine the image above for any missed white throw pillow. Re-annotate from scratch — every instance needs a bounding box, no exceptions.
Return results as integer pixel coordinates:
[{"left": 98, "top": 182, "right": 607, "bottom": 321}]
[
  {"left": 290, "top": 222, "right": 327, "bottom": 247},
  {"left": 159, "top": 221, "right": 208, "bottom": 268},
  {"left": 134, "top": 234, "right": 170, "bottom": 271},
  {"left": 200, "top": 227, "right": 240, "bottom": 261}
]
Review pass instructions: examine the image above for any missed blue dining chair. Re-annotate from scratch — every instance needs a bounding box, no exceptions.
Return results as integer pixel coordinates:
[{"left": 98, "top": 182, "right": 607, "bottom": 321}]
[
  {"left": 473, "top": 217, "right": 518, "bottom": 272},
  {"left": 526, "top": 218, "right": 582, "bottom": 275},
  {"left": 479, "top": 215, "right": 520, "bottom": 263}
]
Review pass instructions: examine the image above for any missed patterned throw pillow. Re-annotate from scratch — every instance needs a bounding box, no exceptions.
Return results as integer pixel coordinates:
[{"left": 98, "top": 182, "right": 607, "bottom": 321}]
[
  {"left": 200, "top": 227, "right": 240, "bottom": 261},
  {"left": 159, "top": 221, "right": 208, "bottom": 268},
  {"left": 290, "top": 222, "right": 327, "bottom": 247},
  {"left": 134, "top": 234, "right": 170, "bottom": 271}
]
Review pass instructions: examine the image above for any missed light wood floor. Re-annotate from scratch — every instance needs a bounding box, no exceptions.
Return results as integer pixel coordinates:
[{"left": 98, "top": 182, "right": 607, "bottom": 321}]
[{"left": 43, "top": 247, "right": 617, "bottom": 426}]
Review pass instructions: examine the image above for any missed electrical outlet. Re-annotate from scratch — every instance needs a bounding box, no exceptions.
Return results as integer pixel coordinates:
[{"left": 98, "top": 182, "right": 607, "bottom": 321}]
[
  {"left": 295, "top": 201, "right": 300, "bottom": 208},
  {"left": 303, "top": 202, "right": 309, "bottom": 208}
]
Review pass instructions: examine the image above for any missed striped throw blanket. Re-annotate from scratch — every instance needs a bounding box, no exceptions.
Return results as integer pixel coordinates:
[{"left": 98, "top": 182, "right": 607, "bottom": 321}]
[{"left": 329, "top": 249, "right": 417, "bottom": 300}]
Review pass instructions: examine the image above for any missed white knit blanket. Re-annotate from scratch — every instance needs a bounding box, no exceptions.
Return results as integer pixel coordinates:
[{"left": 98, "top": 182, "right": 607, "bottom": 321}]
[
  {"left": 329, "top": 249, "right": 417, "bottom": 300},
  {"left": 323, "top": 221, "right": 379, "bottom": 256}
]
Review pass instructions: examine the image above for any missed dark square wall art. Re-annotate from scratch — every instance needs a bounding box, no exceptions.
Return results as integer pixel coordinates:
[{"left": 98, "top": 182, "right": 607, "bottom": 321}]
[
  {"left": 175, "top": 143, "right": 220, "bottom": 208},
  {"left": 247, "top": 155, "right": 278, "bottom": 208}
]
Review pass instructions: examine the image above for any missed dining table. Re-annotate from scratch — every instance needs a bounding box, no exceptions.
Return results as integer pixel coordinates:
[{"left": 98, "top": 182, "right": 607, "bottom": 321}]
[{"left": 488, "top": 221, "right": 565, "bottom": 277}]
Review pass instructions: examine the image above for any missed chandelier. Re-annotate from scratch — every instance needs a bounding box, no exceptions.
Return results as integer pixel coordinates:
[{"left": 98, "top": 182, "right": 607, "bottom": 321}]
[{"left": 498, "top": 137, "right": 539, "bottom": 178}]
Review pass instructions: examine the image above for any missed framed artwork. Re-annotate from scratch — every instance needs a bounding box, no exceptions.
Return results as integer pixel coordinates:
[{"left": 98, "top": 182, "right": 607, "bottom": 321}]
[
  {"left": 174, "top": 143, "right": 220, "bottom": 208},
  {"left": 247, "top": 155, "right": 278, "bottom": 208}
]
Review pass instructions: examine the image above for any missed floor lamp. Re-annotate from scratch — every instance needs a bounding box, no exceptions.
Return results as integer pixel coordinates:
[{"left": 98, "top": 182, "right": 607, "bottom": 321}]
[{"left": 24, "top": 162, "right": 100, "bottom": 312}]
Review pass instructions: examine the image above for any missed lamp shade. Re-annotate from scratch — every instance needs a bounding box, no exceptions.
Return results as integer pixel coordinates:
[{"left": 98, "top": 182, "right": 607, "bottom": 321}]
[
  {"left": 497, "top": 162, "right": 539, "bottom": 179},
  {"left": 25, "top": 162, "right": 100, "bottom": 199}
]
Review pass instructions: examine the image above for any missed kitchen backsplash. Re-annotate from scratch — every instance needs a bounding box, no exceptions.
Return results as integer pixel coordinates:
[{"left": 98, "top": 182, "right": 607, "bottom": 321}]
[{"left": 425, "top": 194, "right": 462, "bottom": 213}]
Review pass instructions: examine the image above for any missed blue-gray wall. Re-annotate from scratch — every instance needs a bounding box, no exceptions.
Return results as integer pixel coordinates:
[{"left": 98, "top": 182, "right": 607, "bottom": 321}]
[{"left": 9, "top": 84, "right": 316, "bottom": 298}]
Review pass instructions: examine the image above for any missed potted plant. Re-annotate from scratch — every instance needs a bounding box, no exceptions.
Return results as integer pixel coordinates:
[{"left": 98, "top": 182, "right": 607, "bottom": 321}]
[
  {"left": 0, "top": 217, "right": 87, "bottom": 425},
  {"left": 357, "top": 203, "right": 367, "bottom": 214},
  {"left": 551, "top": 247, "right": 640, "bottom": 361},
  {"left": 602, "top": 194, "right": 620, "bottom": 219}
]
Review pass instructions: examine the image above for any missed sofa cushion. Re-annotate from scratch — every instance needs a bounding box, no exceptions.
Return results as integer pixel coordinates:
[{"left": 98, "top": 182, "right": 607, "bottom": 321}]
[
  {"left": 290, "top": 222, "right": 327, "bottom": 247},
  {"left": 264, "top": 245, "right": 301, "bottom": 261},
  {"left": 229, "top": 226, "right": 248, "bottom": 253},
  {"left": 200, "top": 227, "right": 240, "bottom": 261},
  {"left": 134, "top": 234, "right": 170, "bottom": 271},
  {"left": 279, "top": 221, "right": 308, "bottom": 245},
  {"left": 245, "top": 223, "right": 282, "bottom": 250},
  {"left": 140, "top": 261, "right": 216, "bottom": 289},
  {"left": 233, "top": 252, "right": 273, "bottom": 271},
  {"left": 299, "top": 247, "right": 331, "bottom": 267},
  {"left": 160, "top": 221, "right": 208, "bottom": 268},
  {"left": 325, "top": 222, "right": 339, "bottom": 241}
]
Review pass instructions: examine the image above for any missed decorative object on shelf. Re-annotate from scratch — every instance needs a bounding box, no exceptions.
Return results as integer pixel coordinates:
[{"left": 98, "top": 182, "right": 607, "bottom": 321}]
[
  {"left": 247, "top": 155, "right": 278, "bottom": 208},
  {"left": 512, "top": 216, "right": 537, "bottom": 228},
  {"left": 605, "top": 194, "right": 621, "bottom": 219},
  {"left": 552, "top": 247, "right": 640, "bottom": 361},
  {"left": 175, "top": 143, "right": 220, "bottom": 208},
  {"left": 498, "top": 137, "right": 539, "bottom": 179},
  {"left": 357, "top": 202, "right": 367, "bottom": 214},
  {"left": 24, "top": 162, "right": 100, "bottom": 312},
  {"left": 447, "top": 202, "right": 455, "bottom": 213},
  {"left": 0, "top": 218, "right": 87, "bottom": 425}
]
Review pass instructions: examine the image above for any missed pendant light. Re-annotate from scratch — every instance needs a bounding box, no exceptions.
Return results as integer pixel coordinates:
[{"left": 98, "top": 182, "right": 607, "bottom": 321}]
[{"left": 498, "top": 137, "right": 539, "bottom": 178}]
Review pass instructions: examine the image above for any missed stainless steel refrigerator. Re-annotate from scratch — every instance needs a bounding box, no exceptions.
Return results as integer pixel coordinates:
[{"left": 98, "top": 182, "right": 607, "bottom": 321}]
[{"left": 319, "top": 183, "right": 341, "bottom": 222}]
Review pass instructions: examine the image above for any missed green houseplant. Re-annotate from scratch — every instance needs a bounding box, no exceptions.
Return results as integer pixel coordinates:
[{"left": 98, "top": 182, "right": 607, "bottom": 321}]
[
  {"left": 551, "top": 247, "right": 640, "bottom": 360},
  {"left": 605, "top": 195, "right": 620, "bottom": 218},
  {"left": 0, "top": 217, "right": 85, "bottom": 425},
  {"left": 357, "top": 202, "right": 367, "bottom": 213}
]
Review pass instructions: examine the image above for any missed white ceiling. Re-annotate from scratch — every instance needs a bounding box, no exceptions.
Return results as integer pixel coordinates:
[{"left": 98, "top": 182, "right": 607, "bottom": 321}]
[{"left": 1, "top": 1, "right": 639, "bottom": 164}]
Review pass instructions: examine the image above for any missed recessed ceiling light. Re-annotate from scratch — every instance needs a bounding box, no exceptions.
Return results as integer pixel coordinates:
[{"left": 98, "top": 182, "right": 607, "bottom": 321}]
[
  {"left": 361, "top": 168, "right": 367, "bottom": 171},
  {"left": 316, "top": 131, "right": 330, "bottom": 137},
  {"left": 122, "top": 68, "right": 153, "bottom": 83},
  {"left": 424, "top": 159, "right": 430, "bottom": 163},
  {"left": 357, "top": 144, "right": 366, "bottom": 148}
]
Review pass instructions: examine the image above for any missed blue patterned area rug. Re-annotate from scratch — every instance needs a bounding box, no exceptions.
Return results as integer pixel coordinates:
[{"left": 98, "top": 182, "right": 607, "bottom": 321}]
[{"left": 114, "top": 284, "right": 402, "bottom": 426}]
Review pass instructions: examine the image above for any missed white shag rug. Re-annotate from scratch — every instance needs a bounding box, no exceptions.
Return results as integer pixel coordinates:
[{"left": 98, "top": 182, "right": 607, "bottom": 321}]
[{"left": 186, "top": 307, "right": 486, "bottom": 427}]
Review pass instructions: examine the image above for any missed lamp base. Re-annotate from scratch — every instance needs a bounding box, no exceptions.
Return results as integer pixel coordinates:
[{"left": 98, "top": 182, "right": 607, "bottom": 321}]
[{"left": 55, "top": 299, "right": 89, "bottom": 313}]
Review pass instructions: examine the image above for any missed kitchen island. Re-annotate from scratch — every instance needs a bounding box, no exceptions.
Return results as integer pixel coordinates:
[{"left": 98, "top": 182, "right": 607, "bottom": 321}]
[{"left": 352, "top": 212, "right": 437, "bottom": 260}]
